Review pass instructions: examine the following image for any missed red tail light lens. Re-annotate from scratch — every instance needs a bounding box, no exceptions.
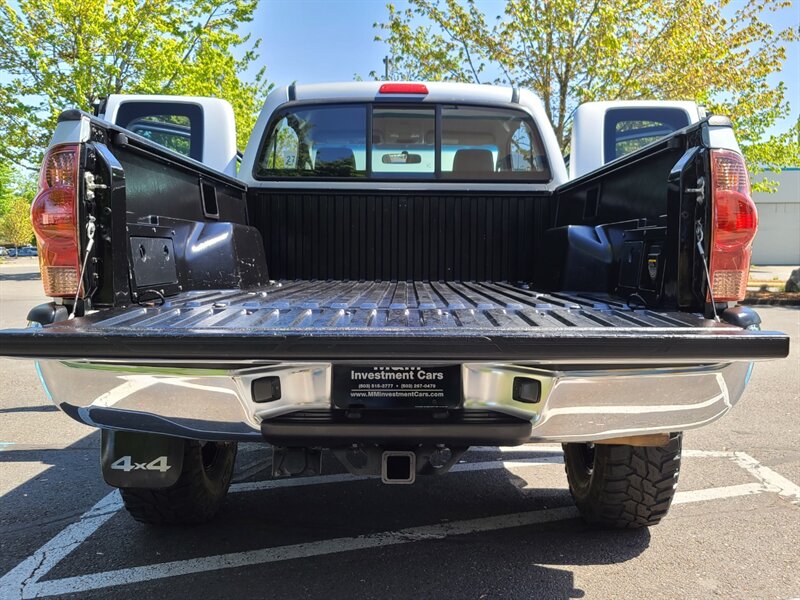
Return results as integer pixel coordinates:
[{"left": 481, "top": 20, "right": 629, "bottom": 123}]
[
  {"left": 378, "top": 83, "right": 429, "bottom": 94},
  {"left": 31, "top": 144, "right": 82, "bottom": 297},
  {"left": 709, "top": 149, "right": 757, "bottom": 302}
]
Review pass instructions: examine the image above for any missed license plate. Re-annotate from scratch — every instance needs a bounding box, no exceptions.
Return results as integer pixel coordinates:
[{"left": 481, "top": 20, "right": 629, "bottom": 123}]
[{"left": 332, "top": 365, "right": 462, "bottom": 409}]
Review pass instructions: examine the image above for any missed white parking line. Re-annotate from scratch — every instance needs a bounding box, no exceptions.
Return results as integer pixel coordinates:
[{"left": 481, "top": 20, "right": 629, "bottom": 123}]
[
  {"left": 1, "top": 447, "right": 798, "bottom": 599},
  {"left": 671, "top": 482, "right": 768, "bottom": 504},
  {"left": 683, "top": 449, "right": 735, "bottom": 458},
  {"left": 25, "top": 507, "right": 583, "bottom": 598},
  {"left": 470, "top": 444, "right": 564, "bottom": 453},
  {"left": 681, "top": 449, "right": 800, "bottom": 503},
  {"left": 0, "top": 491, "right": 122, "bottom": 599},
  {"left": 14, "top": 483, "right": 769, "bottom": 599},
  {"left": 732, "top": 452, "right": 800, "bottom": 504}
]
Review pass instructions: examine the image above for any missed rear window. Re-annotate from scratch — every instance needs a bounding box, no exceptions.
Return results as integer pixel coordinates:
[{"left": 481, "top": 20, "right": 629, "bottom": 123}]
[
  {"left": 372, "top": 106, "right": 435, "bottom": 175},
  {"left": 115, "top": 102, "right": 204, "bottom": 161},
  {"left": 127, "top": 115, "right": 192, "bottom": 156},
  {"left": 255, "top": 103, "right": 550, "bottom": 182},
  {"left": 258, "top": 105, "right": 367, "bottom": 177},
  {"left": 604, "top": 107, "right": 690, "bottom": 162}
]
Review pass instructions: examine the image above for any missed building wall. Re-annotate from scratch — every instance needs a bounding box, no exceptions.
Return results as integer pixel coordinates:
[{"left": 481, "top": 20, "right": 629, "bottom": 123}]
[{"left": 751, "top": 169, "right": 800, "bottom": 266}]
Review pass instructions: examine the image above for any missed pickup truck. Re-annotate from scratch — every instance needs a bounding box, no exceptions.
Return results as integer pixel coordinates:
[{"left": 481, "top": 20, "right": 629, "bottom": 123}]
[{"left": 0, "top": 82, "right": 789, "bottom": 529}]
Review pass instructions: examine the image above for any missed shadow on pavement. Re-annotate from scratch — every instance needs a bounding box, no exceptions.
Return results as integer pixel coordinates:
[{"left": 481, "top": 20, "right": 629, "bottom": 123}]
[
  {"left": 0, "top": 430, "right": 106, "bottom": 577},
  {"left": 0, "top": 272, "right": 41, "bottom": 281},
  {"left": 2, "top": 438, "right": 650, "bottom": 600},
  {"left": 0, "top": 405, "right": 59, "bottom": 413}
]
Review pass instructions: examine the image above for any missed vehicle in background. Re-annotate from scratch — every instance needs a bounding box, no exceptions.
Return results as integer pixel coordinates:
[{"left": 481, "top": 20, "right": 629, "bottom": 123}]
[
  {"left": 569, "top": 100, "right": 707, "bottom": 178},
  {"left": 94, "top": 95, "right": 239, "bottom": 176},
  {"left": 3, "top": 246, "right": 37, "bottom": 257}
]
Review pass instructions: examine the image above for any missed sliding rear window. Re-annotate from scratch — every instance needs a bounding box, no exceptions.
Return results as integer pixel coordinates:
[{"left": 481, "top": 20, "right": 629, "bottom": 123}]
[
  {"left": 254, "top": 103, "right": 550, "bottom": 182},
  {"left": 604, "top": 107, "right": 690, "bottom": 162}
]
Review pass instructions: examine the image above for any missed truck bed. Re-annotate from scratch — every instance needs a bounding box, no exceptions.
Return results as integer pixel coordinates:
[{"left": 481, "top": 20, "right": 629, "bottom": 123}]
[{"left": 5, "top": 281, "right": 788, "bottom": 362}]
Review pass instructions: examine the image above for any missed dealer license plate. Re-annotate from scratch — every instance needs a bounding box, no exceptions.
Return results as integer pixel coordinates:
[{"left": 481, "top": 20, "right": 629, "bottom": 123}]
[{"left": 332, "top": 365, "right": 462, "bottom": 409}]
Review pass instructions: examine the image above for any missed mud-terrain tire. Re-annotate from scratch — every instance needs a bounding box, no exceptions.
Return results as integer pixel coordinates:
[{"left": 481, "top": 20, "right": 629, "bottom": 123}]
[
  {"left": 563, "top": 434, "right": 681, "bottom": 529},
  {"left": 120, "top": 440, "right": 237, "bottom": 525}
]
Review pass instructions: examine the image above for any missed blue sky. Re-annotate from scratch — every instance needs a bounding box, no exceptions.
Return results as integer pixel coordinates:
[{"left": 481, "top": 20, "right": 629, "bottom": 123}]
[
  {"left": 248, "top": 0, "right": 395, "bottom": 84},
  {"left": 246, "top": 0, "right": 799, "bottom": 135}
]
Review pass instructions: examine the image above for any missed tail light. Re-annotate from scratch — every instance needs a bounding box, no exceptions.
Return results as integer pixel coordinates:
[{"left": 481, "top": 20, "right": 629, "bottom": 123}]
[
  {"left": 30, "top": 144, "right": 82, "bottom": 297},
  {"left": 708, "top": 149, "right": 758, "bottom": 302}
]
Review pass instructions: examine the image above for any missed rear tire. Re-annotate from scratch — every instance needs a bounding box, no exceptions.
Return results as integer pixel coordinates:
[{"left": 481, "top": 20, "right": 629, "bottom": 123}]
[
  {"left": 563, "top": 434, "right": 681, "bottom": 529},
  {"left": 120, "top": 440, "right": 237, "bottom": 525}
]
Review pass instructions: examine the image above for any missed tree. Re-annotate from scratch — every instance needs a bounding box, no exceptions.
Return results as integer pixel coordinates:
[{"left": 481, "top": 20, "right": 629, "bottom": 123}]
[
  {"left": 0, "top": 161, "right": 13, "bottom": 216},
  {"left": 0, "top": 0, "right": 271, "bottom": 171},
  {"left": 374, "top": 0, "right": 799, "bottom": 190},
  {"left": 0, "top": 197, "right": 35, "bottom": 249},
  {"left": 0, "top": 162, "right": 35, "bottom": 216}
]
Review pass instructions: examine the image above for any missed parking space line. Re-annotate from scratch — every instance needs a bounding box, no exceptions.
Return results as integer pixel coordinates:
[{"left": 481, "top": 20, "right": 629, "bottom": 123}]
[
  {"left": 683, "top": 449, "right": 735, "bottom": 458},
  {"left": 0, "top": 491, "right": 122, "bottom": 600},
  {"left": 732, "top": 452, "right": 800, "bottom": 504},
  {"left": 3, "top": 447, "right": 798, "bottom": 599},
  {"left": 16, "top": 483, "right": 768, "bottom": 599},
  {"left": 671, "top": 482, "right": 769, "bottom": 504},
  {"left": 230, "top": 471, "right": 370, "bottom": 493},
  {"left": 25, "top": 507, "right": 583, "bottom": 598},
  {"left": 470, "top": 444, "right": 564, "bottom": 453},
  {"left": 683, "top": 449, "right": 800, "bottom": 503}
]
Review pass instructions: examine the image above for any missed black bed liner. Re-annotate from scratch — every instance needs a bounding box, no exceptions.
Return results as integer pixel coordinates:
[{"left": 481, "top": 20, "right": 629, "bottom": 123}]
[
  {"left": 92, "top": 281, "right": 717, "bottom": 330},
  {"left": 2, "top": 281, "right": 788, "bottom": 361}
]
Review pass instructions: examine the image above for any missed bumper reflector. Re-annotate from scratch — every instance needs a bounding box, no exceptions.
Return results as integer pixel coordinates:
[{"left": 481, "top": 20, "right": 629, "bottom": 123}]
[
  {"left": 512, "top": 377, "right": 541, "bottom": 404},
  {"left": 252, "top": 376, "right": 282, "bottom": 403}
]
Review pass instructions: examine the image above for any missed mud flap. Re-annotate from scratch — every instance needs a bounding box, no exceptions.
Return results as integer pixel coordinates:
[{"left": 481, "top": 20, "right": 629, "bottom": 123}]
[{"left": 101, "top": 430, "right": 184, "bottom": 489}]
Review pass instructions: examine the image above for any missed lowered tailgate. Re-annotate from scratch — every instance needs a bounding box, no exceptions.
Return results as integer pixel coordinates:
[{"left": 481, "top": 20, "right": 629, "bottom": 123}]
[{"left": 0, "top": 281, "right": 788, "bottom": 362}]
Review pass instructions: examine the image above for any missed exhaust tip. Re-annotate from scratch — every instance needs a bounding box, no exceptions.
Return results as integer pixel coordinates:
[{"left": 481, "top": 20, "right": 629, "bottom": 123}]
[{"left": 381, "top": 451, "right": 416, "bottom": 484}]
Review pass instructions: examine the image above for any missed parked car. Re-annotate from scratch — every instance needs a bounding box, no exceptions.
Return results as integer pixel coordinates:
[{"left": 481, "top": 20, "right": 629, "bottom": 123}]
[
  {"left": 0, "top": 246, "right": 8, "bottom": 257},
  {"left": 0, "top": 83, "right": 788, "bottom": 530},
  {"left": 3, "top": 246, "right": 37, "bottom": 257},
  {"left": 16, "top": 246, "right": 38, "bottom": 257}
]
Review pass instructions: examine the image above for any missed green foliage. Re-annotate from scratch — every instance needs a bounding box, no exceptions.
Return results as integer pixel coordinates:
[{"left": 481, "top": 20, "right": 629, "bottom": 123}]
[
  {"left": 374, "top": 0, "right": 799, "bottom": 190},
  {"left": 0, "top": 197, "right": 35, "bottom": 248},
  {"left": 0, "top": 161, "right": 13, "bottom": 216},
  {"left": 0, "top": 0, "right": 270, "bottom": 171},
  {"left": 0, "top": 162, "right": 36, "bottom": 216}
]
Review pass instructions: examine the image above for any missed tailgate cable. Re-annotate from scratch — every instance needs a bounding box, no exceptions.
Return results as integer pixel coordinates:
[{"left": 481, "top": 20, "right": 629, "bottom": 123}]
[
  {"left": 695, "top": 221, "right": 720, "bottom": 322},
  {"left": 68, "top": 215, "right": 96, "bottom": 320}
]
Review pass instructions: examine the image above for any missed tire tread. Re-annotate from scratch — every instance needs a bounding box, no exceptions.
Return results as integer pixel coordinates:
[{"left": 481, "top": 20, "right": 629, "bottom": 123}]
[
  {"left": 564, "top": 434, "right": 681, "bottom": 529},
  {"left": 120, "top": 441, "right": 236, "bottom": 525}
]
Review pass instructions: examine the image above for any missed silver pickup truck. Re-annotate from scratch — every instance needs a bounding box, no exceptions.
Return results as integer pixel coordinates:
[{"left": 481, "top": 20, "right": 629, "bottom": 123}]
[{"left": 0, "top": 82, "right": 788, "bottom": 529}]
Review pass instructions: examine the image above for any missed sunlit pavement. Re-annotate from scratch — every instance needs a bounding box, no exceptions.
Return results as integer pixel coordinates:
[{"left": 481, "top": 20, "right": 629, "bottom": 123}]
[{"left": 1, "top": 261, "right": 798, "bottom": 599}]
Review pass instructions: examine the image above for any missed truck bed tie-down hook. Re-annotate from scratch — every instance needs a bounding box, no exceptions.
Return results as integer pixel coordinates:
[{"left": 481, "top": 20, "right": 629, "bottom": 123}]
[
  {"left": 68, "top": 215, "right": 96, "bottom": 320},
  {"left": 695, "top": 221, "right": 720, "bottom": 322}
]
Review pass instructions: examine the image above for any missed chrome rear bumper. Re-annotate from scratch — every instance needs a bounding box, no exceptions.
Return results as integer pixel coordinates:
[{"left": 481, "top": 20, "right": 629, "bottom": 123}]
[{"left": 35, "top": 359, "right": 753, "bottom": 444}]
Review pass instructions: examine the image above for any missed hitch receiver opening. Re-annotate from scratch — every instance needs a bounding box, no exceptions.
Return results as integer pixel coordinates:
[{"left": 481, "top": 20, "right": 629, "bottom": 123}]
[{"left": 382, "top": 451, "right": 416, "bottom": 484}]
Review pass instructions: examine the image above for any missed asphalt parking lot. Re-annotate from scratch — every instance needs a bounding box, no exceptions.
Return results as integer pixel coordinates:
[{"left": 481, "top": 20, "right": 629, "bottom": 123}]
[{"left": 1, "top": 258, "right": 798, "bottom": 600}]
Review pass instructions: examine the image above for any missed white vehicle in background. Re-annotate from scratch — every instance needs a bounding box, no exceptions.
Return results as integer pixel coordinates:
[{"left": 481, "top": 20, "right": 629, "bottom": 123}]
[{"left": 568, "top": 100, "right": 708, "bottom": 178}]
